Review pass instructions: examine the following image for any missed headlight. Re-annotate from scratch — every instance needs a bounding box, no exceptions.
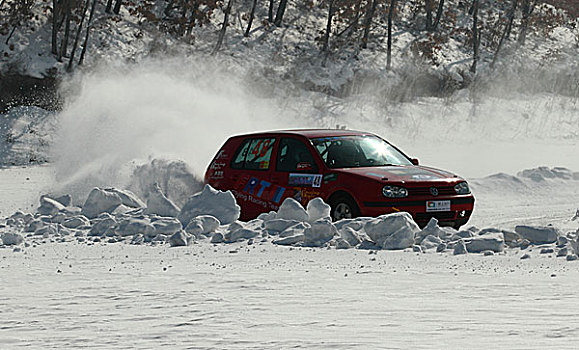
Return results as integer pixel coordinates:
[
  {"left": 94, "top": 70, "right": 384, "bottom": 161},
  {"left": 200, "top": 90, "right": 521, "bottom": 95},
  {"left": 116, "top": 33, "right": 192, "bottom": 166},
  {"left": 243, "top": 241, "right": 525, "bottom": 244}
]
[
  {"left": 382, "top": 185, "right": 408, "bottom": 198},
  {"left": 454, "top": 181, "right": 470, "bottom": 195}
]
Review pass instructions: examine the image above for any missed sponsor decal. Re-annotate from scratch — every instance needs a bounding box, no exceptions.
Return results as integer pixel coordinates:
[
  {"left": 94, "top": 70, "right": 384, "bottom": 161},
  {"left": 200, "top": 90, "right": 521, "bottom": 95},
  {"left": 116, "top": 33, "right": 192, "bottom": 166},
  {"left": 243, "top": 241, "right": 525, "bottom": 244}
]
[
  {"left": 210, "top": 162, "right": 227, "bottom": 170},
  {"left": 209, "top": 170, "right": 224, "bottom": 179},
  {"left": 288, "top": 173, "right": 323, "bottom": 188},
  {"left": 236, "top": 175, "right": 286, "bottom": 204},
  {"left": 215, "top": 150, "right": 228, "bottom": 160}
]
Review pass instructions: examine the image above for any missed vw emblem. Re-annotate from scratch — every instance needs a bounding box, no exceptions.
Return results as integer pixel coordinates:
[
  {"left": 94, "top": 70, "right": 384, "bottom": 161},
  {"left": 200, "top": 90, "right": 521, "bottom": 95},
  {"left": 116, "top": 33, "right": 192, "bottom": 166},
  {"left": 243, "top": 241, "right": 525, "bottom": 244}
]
[{"left": 430, "top": 187, "right": 439, "bottom": 196}]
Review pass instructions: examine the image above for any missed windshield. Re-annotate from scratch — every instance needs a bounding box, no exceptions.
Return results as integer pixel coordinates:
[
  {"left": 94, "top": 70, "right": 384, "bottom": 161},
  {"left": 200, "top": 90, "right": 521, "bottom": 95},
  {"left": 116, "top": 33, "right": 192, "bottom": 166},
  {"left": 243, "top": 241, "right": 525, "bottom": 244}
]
[{"left": 311, "top": 135, "right": 412, "bottom": 168}]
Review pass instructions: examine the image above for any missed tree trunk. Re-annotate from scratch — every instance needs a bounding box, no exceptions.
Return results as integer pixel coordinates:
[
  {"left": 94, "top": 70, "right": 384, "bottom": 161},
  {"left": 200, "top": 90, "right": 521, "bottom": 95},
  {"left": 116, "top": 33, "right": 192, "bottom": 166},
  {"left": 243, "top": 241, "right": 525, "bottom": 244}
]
[
  {"left": 387, "top": 0, "right": 396, "bottom": 70},
  {"left": 244, "top": 0, "right": 257, "bottom": 37},
  {"left": 322, "top": 0, "right": 335, "bottom": 52},
  {"left": 491, "top": 0, "right": 517, "bottom": 68},
  {"left": 79, "top": 0, "right": 97, "bottom": 66},
  {"left": 268, "top": 0, "right": 274, "bottom": 23},
  {"left": 51, "top": 0, "right": 60, "bottom": 54},
  {"left": 351, "top": 0, "right": 362, "bottom": 35},
  {"left": 470, "top": 0, "right": 479, "bottom": 73},
  {"left": 212, "top": 0, "right": 233, "bottom": 55},
  {"left": 105, "top": 0, "right": 113, "bottom": 13},
  {"left": 186, "top": 1, "right": 200, "bottom": 36},
  {"left": 432, "top": 0, "right": 444, "bottom": 31},
  {"left": 67, "top": 0, "right": 90, "bottom": 72},
  {"left": 518, "top": 0, "right": 533, "bottom": 46},
  {"left": 273, "top": 0, "right": 287, "bottom": 26},
  {"left": 58, "top": 0, "right": 71, "bottom": 62},
  {"left": 425, "top": 0, "right": 432, "bottom": 30},
  {"left": 361, "top": 0, "right": 377, "bottom": 48},
  {"left": 113, "top": 0, "right": 122, "bottom": 15}
]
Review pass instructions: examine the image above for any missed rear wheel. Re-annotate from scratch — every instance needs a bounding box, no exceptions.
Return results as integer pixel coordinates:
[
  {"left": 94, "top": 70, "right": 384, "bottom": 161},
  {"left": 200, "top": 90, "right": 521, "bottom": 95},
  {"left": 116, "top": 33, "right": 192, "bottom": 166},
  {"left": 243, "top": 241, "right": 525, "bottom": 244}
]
[{"left": 328, "top": 194, "right": 360, "bottom": 221}]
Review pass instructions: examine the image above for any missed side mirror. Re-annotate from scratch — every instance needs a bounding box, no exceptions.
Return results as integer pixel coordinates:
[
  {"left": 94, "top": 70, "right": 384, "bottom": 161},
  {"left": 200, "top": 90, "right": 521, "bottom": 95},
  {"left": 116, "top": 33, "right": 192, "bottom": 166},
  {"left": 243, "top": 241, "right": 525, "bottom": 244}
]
[{"left": 411, "top": 158, "right": 419, "bottom": 166}]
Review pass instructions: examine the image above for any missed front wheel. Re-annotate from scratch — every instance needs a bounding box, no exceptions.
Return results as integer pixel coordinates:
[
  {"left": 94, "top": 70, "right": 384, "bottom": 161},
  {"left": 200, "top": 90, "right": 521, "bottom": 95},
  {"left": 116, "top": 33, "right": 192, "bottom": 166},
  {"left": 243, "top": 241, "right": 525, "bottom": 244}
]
[{"left": 328, "top": 194, "right": 360, "bottom": 221}]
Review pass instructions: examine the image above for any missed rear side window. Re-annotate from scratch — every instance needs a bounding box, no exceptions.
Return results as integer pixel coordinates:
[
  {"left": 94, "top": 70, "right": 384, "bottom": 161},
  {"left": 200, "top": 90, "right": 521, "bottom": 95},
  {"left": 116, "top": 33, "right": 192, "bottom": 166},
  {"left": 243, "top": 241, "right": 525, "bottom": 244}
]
[
  {"left": 277, "top": 138, "right": 319, "bottom": 172},
  {"left": 231, "top": 138, "right": 276, "bottom": 170}
]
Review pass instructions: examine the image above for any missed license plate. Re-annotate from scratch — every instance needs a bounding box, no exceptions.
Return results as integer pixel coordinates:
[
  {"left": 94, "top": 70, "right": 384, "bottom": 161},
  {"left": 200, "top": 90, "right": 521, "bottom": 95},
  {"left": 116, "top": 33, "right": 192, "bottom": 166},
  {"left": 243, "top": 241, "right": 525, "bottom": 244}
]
[{"left": 426, "top": 200, "right": 451, "bottom": 212}]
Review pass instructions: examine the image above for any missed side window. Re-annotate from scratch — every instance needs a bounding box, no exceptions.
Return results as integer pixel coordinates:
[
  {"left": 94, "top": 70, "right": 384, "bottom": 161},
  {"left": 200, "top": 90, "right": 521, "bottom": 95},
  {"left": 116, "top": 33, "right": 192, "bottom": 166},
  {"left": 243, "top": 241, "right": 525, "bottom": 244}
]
[
  {"left": 276, "top": 138, "right": 319, "bottom": 172},
  {"left": 231, "top": 138, "right": 275, "bottom": 170}
]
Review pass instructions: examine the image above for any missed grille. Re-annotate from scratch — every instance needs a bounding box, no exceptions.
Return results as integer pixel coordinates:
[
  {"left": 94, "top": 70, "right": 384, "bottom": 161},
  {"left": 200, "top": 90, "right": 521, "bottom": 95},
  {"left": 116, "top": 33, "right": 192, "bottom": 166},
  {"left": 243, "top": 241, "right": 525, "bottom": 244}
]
[{"left": 409, "top": 186, "right": 455, "bottom": 197}]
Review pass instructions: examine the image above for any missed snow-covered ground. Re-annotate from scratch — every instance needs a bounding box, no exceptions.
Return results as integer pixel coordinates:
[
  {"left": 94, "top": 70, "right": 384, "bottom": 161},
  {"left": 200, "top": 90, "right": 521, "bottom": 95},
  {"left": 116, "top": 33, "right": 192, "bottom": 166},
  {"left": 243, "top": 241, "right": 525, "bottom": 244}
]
[
  {"left": 1, "top": 160, "right": 579, "bottom": 349},
  {"left": 2, "top": 241, "right": 579, "bottom": 349}
]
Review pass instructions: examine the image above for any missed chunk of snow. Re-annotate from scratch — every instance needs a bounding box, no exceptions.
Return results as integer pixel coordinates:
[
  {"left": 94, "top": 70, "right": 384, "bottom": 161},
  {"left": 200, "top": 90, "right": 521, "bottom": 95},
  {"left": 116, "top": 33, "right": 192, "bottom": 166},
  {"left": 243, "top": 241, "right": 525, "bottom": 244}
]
[
  {"left": 1, "top": 232, "right": 24, "bottom": 246},
  {"left": 273, "top": 234, "right": 306, "bottom": 246},
  {"left": 306, "top": 198, "right": 331, "bottom": 222},
  {"left": 116, "top": 218, "right": 155, "bottom": 237},
  {"left": 226, "top": 227, "right": 259, "bottom": 243},
  {"left": 37, "top": 196, "right": 66, "bottom": 216},
  {"left": 421, "top": 235, "right": 443, "bottom": 250},
  {"left": 82, "top": 188, "right": 122, "bottom": 219},
  {"left": 264, "top": 219, "right": 301, "bottom": 233},
  {"left": 453, "top": 239, "right": 468, "bottom": 255},
  {"left": 276, "top": 198, "right": 309, "bottom": 222},
  {"left": 152, "top": 218, "right": 182, "bottom": 236},
  {"left": 145, "top": 184, "right": 180, "bottom": 217},
  {"left": 104, "top": 188, "right": 145, "bottom": 208},
  {"left": 303, "top": 218, "right": 337, "bottom": 247},
  {"left": 339, "top": 226, "right": 362, "bottom": 247},
  {"left": 465, "top": 233, "right": 504, "bottom": 253},
  {"left": 515, "top": 225, "right": 559, "bottom": 244},
  {"left": 363, "top": 212, "right": 420, "bottom": 250},
  {"left": 178, "top": 185, "right": 240, "bottom": 226},
  {"left": 187, "top": 215, "right": 220, "bottom": 236},
  {"left": 89, "top": 214, "right": 117, "bottom": 236},
  {"left": 169, "top": 231, "right": 192, "bottom": 247}
]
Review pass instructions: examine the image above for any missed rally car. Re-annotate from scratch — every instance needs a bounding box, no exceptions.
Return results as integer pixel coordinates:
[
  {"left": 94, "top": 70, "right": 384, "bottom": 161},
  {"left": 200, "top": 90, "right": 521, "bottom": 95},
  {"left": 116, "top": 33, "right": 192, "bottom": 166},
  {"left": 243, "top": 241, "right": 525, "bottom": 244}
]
[{"left": 204, "top": 129, "right": 474, "bottom": 229}]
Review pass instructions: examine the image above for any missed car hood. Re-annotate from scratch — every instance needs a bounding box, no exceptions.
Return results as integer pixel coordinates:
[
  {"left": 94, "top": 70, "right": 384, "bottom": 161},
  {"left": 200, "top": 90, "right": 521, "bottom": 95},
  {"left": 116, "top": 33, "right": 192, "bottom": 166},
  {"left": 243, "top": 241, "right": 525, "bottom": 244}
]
[{"left": 333, "top": 165, "right": 460, "bottom": 182}]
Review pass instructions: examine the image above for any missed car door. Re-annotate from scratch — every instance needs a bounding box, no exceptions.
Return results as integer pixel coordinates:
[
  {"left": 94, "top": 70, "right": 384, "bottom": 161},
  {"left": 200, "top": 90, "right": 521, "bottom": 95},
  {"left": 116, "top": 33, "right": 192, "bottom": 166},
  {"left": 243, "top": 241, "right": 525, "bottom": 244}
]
[
  {"left": 228, "top": 136, "right": 279, "bottom": 220},
  {"left": 271, "top": 136, "right": 326, "bottom": 208}
]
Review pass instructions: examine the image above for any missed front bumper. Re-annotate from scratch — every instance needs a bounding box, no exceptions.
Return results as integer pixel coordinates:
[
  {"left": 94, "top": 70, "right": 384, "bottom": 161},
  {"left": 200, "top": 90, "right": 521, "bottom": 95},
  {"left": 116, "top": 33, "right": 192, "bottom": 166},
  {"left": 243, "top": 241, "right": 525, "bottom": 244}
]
[{"left": 361, "top": 196, "right": 475, "bottom": 228}]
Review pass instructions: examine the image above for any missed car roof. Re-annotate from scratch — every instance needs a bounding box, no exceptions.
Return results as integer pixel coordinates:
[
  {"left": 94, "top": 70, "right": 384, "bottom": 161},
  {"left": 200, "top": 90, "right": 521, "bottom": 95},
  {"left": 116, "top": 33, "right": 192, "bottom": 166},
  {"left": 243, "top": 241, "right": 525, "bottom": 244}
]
[{"left": 230, "top": 129, "right": 376, "bottom": 139}]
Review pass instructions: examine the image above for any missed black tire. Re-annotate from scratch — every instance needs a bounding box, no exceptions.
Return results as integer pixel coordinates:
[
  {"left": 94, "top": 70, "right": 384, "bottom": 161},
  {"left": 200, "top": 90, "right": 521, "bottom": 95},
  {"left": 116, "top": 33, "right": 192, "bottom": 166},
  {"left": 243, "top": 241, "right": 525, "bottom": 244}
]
[{"left": 328, "top": 194, "right": 360, "bottom": 221}]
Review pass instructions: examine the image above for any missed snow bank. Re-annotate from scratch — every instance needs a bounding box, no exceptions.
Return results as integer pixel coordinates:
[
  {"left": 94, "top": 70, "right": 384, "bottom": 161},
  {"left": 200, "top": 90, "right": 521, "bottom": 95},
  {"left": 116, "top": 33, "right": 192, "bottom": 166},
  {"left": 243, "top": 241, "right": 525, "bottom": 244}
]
[{"left": 1, "top": 185, "right": 578, "bottom": 264}]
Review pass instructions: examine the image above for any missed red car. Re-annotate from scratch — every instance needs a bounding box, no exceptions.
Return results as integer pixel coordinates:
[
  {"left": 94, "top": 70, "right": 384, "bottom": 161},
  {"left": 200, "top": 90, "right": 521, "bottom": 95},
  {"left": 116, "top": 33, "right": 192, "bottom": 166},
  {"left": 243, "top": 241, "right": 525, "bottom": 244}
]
[{"left": 204, "top": 129, "right": 474, "bottom": 229}]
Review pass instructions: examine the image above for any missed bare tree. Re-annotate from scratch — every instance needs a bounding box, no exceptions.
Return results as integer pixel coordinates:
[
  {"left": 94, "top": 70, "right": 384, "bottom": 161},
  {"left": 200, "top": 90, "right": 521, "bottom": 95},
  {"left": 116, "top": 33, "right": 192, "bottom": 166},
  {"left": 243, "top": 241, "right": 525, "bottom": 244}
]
[
  {"left": 105, "top": 0, "right": 113, "bottom": 13},
  {"left": 491, "top": 0, "right": 517, "bottom": 68},
  {"left": 212, "top": 0, "right": 233, "bottom": 54},
  {"left": 51, "top": 0, "right": 61, "bottom": 54},
  {"left": 386, "top": 0, "right": 396, "bottom": 69},
  {"left": 361, "top": 0, "right": 377, "bottom": 48},
  {"left": 425, "top": 0, "right": 433, "bottom": 30},
  {"left": 79, "top": 0, "right": 97, "bottom": 66},
  {"left": 58, "top": 0, "right": 72, "bottom": 62},
  {"left": 67, "top": 0, "right": 90, "bottom": 72},
  {"left": 518, "top": 0, "right": 534, "bottom": 46},
  {"left": 432, "top": 0, "right": 444, "bottom": 31},
  {"left": 244, "top": 0, "right": 258, "bottom": 37},
  {"left": 274, "top": 0, "right": 288, "bottom": 26},
  {"left": 470, "top": 0, "right": 479, "bottom": 73},
  {"left": 322, "top": 0, "right": 335, "bottom": 52},
  {"left": 186, "top": 1, "right": 201, "bottom": 36},
  {"left": 113, "top": 0, "right": 122, "bottom": 15}
]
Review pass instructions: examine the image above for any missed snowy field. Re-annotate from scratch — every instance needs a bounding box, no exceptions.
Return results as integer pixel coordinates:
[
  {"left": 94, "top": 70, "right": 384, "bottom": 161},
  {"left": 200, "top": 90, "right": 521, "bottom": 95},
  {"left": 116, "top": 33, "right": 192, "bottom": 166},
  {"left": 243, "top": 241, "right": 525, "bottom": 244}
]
[{"left": 1, "top": 162, "right": 579, "bottom": 349}]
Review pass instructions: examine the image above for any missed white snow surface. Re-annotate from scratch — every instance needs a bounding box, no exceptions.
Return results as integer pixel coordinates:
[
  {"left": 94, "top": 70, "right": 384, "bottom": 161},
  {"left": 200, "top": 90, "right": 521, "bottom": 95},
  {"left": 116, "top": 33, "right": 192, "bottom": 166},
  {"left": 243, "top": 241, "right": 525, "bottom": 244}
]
[{"left": 1, "top": 161, "right": 579, "bottom": 348}]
